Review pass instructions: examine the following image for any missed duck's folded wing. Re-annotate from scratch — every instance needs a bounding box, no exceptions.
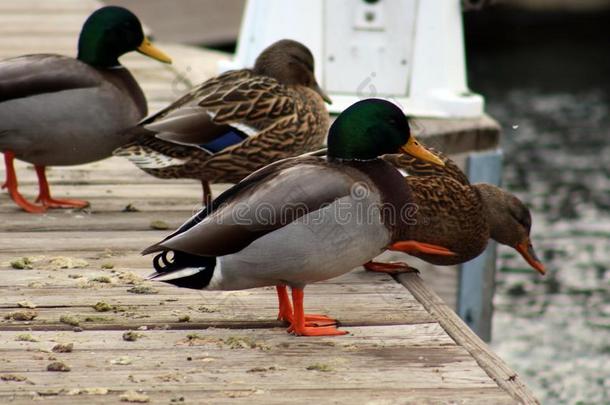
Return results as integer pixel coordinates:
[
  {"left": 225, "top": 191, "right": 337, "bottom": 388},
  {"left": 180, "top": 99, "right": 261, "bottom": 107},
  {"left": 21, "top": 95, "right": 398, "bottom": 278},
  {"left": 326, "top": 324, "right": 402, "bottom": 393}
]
[
  {"left": 136, "top": 69, "right": 295, "bottom": 151},
  {"left": 0, "top": 55, "right": 99, "bottom": 103},
  {"left": 142, "top": 157, "right": 354, "bottom": 257},
  {"left": 383, "top": 146, "right": 470, "bottom": 185}
]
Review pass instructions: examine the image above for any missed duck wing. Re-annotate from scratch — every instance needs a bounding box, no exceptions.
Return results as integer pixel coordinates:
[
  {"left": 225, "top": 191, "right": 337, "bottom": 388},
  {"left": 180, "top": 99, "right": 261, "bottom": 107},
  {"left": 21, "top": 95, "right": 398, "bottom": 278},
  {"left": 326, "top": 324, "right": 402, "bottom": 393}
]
[
  {"left": 142, "top": 156, "right": 356, "bottom": 257},
  {"left": 0, "top": 54, "right": 100, "bottom": 103},
  {"left": 137, "top": 69, "right": 296, "bottom": 151},
  {"left": 404, "top": 175, "right": 488, "bottom": 264}
]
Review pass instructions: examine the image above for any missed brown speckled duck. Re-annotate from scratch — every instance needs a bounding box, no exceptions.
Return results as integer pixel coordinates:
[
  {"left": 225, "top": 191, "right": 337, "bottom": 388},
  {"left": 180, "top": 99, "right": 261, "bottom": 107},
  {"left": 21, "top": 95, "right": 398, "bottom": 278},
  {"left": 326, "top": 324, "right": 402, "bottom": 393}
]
[
  {"left": 115, "top": 39, "right": 331, "bottom": 205},
  {"left": 0, "top": 6, "right": 171, "bottom": 213},
  {"left": 365, "top": 148, "right": 545, "bottom": 275}
]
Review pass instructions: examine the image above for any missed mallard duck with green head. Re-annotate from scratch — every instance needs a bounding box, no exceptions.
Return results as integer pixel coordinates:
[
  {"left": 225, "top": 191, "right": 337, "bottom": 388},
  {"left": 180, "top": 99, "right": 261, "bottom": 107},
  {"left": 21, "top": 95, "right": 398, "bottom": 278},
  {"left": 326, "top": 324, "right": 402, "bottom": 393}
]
[
  {"left": 364, "top": 148, "right": 545, "bottom": 275},
  {"left": 0, "top": 6, "right": 171, "bottom": 213},
  {"left": 143, "top": 99, "right": 454, "bottom": 336},
  {"left": 114, "top": 39, "right": 331, "bottom": 206}
]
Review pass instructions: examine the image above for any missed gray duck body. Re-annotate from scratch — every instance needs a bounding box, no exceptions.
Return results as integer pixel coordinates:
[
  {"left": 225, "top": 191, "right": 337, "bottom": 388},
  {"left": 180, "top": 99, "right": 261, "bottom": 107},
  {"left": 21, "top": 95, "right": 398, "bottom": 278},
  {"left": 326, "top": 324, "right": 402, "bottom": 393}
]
[
  {"left": 0, "top": 54, "right": 146, "bottom": 166},
  {"left": 145, "top": 156, "right": 413, "bottom": 290}
]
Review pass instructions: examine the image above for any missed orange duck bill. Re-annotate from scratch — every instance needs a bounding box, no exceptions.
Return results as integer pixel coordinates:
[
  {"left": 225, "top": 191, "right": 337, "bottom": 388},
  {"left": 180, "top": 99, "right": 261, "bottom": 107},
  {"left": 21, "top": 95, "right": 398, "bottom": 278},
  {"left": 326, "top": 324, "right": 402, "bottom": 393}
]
[{"left": 515, "top": 238, "right": 545, "bottom": 275}]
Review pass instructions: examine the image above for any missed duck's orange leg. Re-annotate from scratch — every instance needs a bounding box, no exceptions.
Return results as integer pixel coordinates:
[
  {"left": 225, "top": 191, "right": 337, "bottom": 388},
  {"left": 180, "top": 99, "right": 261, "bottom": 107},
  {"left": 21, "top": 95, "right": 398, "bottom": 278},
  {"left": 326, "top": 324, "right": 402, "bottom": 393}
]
[
  {"left": 276, "top": 285, "right": 294, "bottom": 323},
  {"left": 2, "top": 151, "right": 46, "bottom": 213},
  {"left": 363, "top": 261, "right": 420, "bottom": 274},
  {"left": 35, "top": 166, "right": 89, "bottom": 209},
  {"left": 275, "top": 285, "right": 336, "bottom": 327},
  {"left": 389, "top": 240, "right": 457, "bottom": 256},
  {"left": 287, "top": 288, "right": 347, "bottom": 336}
]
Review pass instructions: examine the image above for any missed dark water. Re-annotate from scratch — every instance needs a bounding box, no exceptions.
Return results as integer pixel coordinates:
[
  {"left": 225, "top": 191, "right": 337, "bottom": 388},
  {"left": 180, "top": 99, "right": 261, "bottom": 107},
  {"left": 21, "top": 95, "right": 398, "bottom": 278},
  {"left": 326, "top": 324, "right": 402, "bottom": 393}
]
[{"left": 466, "top": 9, "right": 610, "bottom": 404}]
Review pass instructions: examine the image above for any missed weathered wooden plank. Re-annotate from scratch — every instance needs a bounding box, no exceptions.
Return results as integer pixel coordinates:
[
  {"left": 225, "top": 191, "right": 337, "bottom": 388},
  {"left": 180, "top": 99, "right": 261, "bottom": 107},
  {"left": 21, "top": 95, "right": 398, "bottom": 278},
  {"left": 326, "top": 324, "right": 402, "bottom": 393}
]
[
  {"left": 0, "top": 346, "right": 489, "bottom": 389},
  {"left": 0, "top": 261, "right": 396, "bottom": 286},
  {"left": 0, "top": 211, "right": 195, "bottom": 232},
  {"left": 372, "top": 251, "right": 460, "bottom": 310},
  {"left": 0, "top": 200, "right": 199, "bottom": 214},
  {"left": 0, "top": 323, "right": 454, "bottom": 351},
  {"left": 0, "top": 15, "right": 87, "bottom": 30},
  {"left": 0, "top": 182, "right": 203, "bottom": 212},
  {"left": 0, "top": 231, "right": 166, "bottom": 253},
  {"left": 0, "top": 0, "right": 98, "bottom": 11},
  {"left": 0, "top": 327, "right": 515, "bottom": 404},
  {"left": 0, "top": 389, "right": 517, "bottom": 405},
  {"left": 0, "top": 265, "right": 434, "bottom": 330},
  {"left": 4, "top": 157, "right": 193, "bottom": 185},
  {"left": 397, "top": 272, "right": 539, "bottom": 405},
  {"left": 0, "top": 182, "right": 201, "bottom": 199}
]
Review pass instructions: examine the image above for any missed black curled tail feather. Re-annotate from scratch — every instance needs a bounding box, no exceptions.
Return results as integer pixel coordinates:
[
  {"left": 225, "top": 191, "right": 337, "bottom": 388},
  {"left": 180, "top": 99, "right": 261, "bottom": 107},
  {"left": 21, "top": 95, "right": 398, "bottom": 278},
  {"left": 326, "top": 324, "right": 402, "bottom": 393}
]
[
  {"left": 150, "top": 250, "right": 216, "bottom": 290},
  {"left": 152, "top": 250, "right": 212, "bottom": 273},
  {"left": 152, "top": 250, "right": 181, "bottom": 273}
]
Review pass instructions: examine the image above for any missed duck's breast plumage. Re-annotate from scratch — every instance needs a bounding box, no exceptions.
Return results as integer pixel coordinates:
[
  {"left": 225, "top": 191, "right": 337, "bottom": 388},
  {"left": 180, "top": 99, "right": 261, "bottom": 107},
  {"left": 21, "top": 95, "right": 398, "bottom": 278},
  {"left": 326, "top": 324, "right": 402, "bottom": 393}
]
[
  {"left": 405, "top": 175, "right": 489, "bottom": 265},
  {"left": 0, "top": 54, "right": 146, "bottom": 165}
]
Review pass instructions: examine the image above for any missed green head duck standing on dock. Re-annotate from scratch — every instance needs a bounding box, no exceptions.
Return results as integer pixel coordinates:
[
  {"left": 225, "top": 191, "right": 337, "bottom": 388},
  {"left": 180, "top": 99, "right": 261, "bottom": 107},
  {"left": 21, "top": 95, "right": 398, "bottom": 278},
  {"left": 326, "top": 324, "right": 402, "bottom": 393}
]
[
  {"left": 0, "top": 6, "right": 171, "bottom": 213},
  {"left": 144, "top": 98, "right": 456, "bottom": 337}
]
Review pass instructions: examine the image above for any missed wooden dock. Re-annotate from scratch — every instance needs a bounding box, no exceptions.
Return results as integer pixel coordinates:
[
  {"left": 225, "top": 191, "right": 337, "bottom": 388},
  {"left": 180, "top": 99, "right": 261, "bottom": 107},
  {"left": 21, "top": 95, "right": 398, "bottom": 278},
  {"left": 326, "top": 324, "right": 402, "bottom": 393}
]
[
  {"left": 0, "top": 1, "right": 536, "bottom": 404},
  {"left": 0, "top": 159, "right": 536, "bottom": 404}
]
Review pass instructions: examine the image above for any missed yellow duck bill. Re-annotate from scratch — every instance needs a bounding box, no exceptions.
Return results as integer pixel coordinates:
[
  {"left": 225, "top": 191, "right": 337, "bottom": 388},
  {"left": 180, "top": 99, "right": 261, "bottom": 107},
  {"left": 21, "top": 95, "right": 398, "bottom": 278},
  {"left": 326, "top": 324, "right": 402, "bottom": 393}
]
[
  {"left": 137, "top": 37, "right": 172, "bottom": 64},
  {"left": 400, "top": 136, "right": 445, "bottom": 166}
]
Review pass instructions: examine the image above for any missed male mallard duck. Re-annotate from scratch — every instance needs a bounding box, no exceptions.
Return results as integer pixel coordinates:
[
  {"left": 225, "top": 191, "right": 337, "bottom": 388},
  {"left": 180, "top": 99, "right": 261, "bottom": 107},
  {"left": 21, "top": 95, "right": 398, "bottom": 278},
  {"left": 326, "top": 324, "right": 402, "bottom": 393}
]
[
  {"left": 143, "top": 99, "right": 452, "bottom": 336},
  {"left": 364, "top": 149, "right": 545, "bottom": 274},
  {"left": 114, "top": 39, "right": 330, "bottom": 206},
  {"left": 0, "top": 6, "right": 171, "bottom": 213}
]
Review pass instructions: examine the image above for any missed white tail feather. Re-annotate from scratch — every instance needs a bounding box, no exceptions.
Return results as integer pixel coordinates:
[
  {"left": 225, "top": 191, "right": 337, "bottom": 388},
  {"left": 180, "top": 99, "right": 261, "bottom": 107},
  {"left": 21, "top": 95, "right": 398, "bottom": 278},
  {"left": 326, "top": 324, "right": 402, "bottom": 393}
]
[
  {"left": 147, "top": 267, "right": 204, "bottom": 282},
  {"left": 114, "top": 145, "right": 187, "bottom": 169}
]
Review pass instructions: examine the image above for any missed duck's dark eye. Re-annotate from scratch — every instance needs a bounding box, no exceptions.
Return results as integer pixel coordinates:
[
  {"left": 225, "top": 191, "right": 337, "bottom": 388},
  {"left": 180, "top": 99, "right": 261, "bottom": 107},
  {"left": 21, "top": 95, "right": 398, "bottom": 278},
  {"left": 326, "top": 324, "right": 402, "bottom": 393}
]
[{"left": 512, "top": 213, "right": 531, "bottom": 232}]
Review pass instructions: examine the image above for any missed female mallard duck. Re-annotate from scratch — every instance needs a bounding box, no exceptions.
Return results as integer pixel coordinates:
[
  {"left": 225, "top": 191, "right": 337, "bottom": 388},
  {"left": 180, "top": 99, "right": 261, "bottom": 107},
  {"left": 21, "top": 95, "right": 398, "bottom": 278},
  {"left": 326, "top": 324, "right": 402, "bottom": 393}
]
[
  {"left": 143, "top": 99, "right": 452, "bottom": 337},
  {"left": 364, "top": 149, "right": 545, "bottom": 274},
  {"left": 0, "top": 6, "right": 171, "bottom": 213},
  {"left": 114, "top": 39, "right": 331, "bottom": 206}
]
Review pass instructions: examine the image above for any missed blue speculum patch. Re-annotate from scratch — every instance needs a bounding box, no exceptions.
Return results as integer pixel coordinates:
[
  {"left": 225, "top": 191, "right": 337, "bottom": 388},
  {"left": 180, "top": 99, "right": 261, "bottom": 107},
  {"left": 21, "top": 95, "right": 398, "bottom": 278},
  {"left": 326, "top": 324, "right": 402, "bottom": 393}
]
[{"left": 201, "top": 130, "right": 248, "bottom": 153}]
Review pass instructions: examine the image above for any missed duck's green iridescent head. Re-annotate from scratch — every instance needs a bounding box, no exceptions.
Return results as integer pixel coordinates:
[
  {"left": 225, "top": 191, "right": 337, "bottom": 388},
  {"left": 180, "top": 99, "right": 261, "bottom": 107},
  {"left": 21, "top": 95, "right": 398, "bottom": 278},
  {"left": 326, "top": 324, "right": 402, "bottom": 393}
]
[
  {"left": 77, "top": 6, "right": 171, "bottom": 67},
  {"left": 327, "top": 98, "right": 444, "bottom": 165}
]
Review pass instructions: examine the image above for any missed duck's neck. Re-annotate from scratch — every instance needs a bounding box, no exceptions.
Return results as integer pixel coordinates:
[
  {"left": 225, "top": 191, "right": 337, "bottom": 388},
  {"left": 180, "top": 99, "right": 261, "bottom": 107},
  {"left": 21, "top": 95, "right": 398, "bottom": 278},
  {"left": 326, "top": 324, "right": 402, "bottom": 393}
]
[
  {"left": 473, "top": 183, "right": 506, "bottom": 243},
  {"left": 347, "top": 159, "right": 413, "bottom": 239},
  {"left": 327, "top": 155, "right": 381, "bottom": 164},
  {"left": 77, "top": 34, "right": 122, "bottom": 68}
]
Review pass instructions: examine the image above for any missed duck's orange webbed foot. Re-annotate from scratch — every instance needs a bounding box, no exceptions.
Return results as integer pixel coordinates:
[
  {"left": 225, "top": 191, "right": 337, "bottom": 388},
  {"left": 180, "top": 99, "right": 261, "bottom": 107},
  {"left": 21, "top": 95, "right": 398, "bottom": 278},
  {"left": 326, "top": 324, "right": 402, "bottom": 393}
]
[
  {"left": 34, "top": 166, "right": 90, "bottom": 209},
  {"left": 276, "top": 286, "right": 337, "bottom": 327},
  {"left": 9, "top": 190, "right": 47, "bottom": 213},
  {"left": 285, "top": 287, "right": 347, "bottom": 336},
  {"left": 281, "top": 314, "right": 337, "bottom": 328},
  {"left": 36, "top": 195, "right": 90, "bottom": 209},
  {"left": 3, "top": 151, "right": 47, "bottom": 213},
  {"left": 288, "top": 323, "right": 347, "bottom": 336},
  {"left": 364, "top": 261, "right": 420, "bottom": 274},
  {"left": 389, "top": 240, "right": 456, "bottom": 257}
]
